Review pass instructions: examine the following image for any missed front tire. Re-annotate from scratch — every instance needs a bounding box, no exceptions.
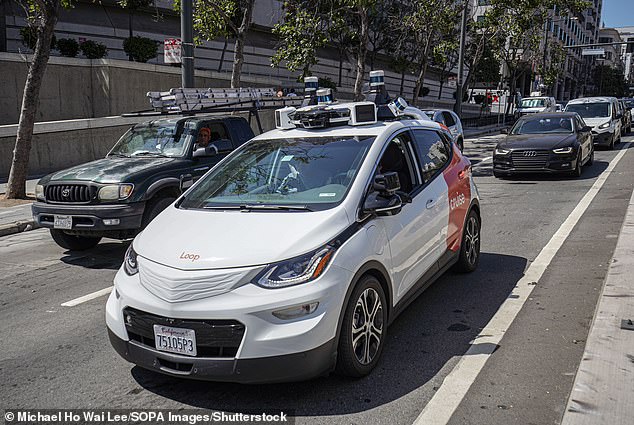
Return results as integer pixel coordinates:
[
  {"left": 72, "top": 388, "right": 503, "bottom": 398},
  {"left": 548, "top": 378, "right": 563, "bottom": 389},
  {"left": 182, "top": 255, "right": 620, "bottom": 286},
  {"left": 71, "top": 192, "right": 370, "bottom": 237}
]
[
  {"left": 142, "top": 197, "right": 176, "bottom": 228},
  {"left": 587, "top": 145, "right": 594, "bottom": 166},
  {"left": 571, "top": 152, "right": 583, "bottom": 177},
  {"left": 50, "top": 229, "right": 101, "bottom": 251},
  {"left": 454, "top": 210, "right": 481, "bottom": 273},
  {"left": 336, "top": 275, "right": 387, "bottom": 378}
]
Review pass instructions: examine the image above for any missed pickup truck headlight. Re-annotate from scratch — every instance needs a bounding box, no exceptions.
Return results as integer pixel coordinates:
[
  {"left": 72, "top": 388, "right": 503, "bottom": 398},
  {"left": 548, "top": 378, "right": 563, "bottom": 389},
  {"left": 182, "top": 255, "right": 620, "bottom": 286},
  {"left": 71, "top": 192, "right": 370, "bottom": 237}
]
[
  {"left": 598, "top": 121, "right": 610, "bottom": 129},
  {"left": 495, "top": 147, "right": 510, "bottom": 155},
  {"left": 553, "top": 146, "right": 574, "bottom": 154},
  {"left": 123, "top": 244, "right": 138, "bottom": 276},
  {"left": 35, "top": 184, "right": 45, "bottom": 201},
  {"left": 98, "top": 184, "right": 134, "bottom": 200},
  {"left": 255, "top": 244, "right": 337, "bottom": 288}
]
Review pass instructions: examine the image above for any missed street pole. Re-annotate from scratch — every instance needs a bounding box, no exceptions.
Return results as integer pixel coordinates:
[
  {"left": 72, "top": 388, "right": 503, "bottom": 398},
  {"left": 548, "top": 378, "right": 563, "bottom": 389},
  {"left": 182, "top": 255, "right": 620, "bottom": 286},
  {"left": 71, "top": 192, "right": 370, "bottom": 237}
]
[
  {"left": 181, "top": 0, "right": 194, "bottom": 88},
  {"left": 454, "top": 0, "right": 469, "bottom": 116},
  {"left": 542, "top": 18, "right": 550, "bottom": 95}
]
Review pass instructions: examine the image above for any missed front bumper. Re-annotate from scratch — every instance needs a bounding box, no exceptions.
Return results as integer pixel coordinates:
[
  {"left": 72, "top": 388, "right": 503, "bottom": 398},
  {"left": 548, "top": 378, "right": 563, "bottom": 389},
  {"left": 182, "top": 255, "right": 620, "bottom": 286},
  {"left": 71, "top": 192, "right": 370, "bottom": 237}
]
[
  {"left": 591, "top": 130, "right": 614, "bottom": 147},
  {"left": 32, "top": 201, "right": 145, "bottom": 232},
  {"left": 106, "top": 263, "right": 352, "bottom": 383},
  {"left": 493, "top": 153, "right": 578, "bottom": 174}
]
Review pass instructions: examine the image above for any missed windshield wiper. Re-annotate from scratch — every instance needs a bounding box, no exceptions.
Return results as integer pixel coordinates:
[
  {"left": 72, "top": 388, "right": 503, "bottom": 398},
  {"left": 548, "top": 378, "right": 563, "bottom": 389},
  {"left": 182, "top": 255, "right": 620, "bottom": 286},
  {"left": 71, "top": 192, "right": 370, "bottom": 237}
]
[
  {"left": 108, "top": 153, "right": 129, "bottom": 158},
  {"left": 131, "top": 151, "right": 167, "bottom": 157},
  {"left": 202, "top": 204, "right": 313, "bottom": 211}
]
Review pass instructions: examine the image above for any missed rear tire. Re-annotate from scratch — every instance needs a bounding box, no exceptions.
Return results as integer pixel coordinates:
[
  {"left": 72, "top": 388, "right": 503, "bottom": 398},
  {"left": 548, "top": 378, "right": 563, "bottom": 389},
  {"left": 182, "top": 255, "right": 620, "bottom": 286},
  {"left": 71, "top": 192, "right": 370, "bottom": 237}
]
[
  {"left": 457, "top": 138, "right": 464, "bottom": 152},
  {"left": 336, "top": 275, "right": 387, "bottom": 378},
  {"left": 50, "top": 229, "right": 101, "bottom": 251},
  {"left": 454, "top": 210, "right": 481, "bottom": 273},
  {"left": 142, "top": 197, "right": 176, "bottom": 228},
  {"left": 587, "top": 145, "right": 594, "bottom": 166}
]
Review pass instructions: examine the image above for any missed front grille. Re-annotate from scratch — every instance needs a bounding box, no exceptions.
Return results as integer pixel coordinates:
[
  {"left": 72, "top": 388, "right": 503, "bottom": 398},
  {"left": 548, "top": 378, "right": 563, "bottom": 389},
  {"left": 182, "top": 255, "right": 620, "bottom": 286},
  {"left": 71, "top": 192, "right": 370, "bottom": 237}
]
[
  {"left": 45, "top": 184, "right": 93, "bottom": 203},
  {"left": 511, "top": 150, "right": 550, "bottom": 169},
  {"left": 123, "top": 307, "right": 245, "bottom": 358}
]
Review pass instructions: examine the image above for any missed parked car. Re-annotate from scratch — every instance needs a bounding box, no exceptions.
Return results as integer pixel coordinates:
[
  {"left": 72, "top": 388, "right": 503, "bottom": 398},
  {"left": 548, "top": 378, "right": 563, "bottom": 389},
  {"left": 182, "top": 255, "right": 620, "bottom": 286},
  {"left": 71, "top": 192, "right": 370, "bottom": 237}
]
[
  {"left": 493, "top": 112, "right": 593, "bottom": 178},
  {"left": 106, "top": 98, "right": 481, "bottom": 383},
  {"left": 517, "top": 96, "right": 557, "bottom": 116},
  {"left": 618, "top": 99, "right": 632, "bottom": 135},
  {"left": 565, "top": 97, "right": 623, "bottom": 149},
  {"left": 32, "top": 115, "right": 255, "bottom": 250},
  {"left": 422, "top": 109, "right": 465, "bottom": 151}
]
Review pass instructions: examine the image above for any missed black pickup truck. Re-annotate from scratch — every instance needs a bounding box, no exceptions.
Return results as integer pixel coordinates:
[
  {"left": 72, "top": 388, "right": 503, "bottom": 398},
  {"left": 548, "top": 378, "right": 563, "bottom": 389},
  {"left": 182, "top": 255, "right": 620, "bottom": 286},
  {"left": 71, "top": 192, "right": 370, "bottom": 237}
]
[{"left": 32, "top": 115, "right": 254, "bottom": 250}]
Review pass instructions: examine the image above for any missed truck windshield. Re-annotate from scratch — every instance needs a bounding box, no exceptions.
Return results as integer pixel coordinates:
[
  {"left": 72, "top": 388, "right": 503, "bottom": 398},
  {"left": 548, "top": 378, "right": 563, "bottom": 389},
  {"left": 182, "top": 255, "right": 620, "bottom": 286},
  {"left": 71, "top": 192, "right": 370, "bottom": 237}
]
[
  {"left": 521, "top": 99, "right": 546, "bottom": 108},
  {"left": 565, "top": 103, "right": 610, "bottom": 118},
  {"left": 108, "top": 123, "right": 191, "bottom": 157},
  {"left": 179, "top": 135, "right": 375, "bottom": 212}
]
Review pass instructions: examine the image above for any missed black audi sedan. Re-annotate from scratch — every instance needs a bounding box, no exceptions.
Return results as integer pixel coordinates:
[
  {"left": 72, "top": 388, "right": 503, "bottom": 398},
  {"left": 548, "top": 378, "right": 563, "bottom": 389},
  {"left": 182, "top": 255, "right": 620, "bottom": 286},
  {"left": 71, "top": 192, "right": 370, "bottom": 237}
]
[{"left": 493, "top": 112, "right": 593, "bottom": 178}]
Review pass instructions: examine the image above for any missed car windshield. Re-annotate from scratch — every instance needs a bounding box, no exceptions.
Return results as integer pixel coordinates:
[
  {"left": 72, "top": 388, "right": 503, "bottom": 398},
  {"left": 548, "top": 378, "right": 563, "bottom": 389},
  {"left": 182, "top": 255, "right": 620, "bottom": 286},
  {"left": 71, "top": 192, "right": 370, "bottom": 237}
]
[
  {"left": 423, "top": 111, "right": 435, "bottom": 119},
  {"left": 108, "top": 122, "right": 192, "bottom": 157},
  {"left": 511, "top": 117, "right": 574, "bottom": 134},
  {"left": 179, "top": 135, "right": 375, "bottom": 211},
  {"left": 521, "top": 99, "right": 546, "bottom": 108},
  {"left": 565, "top": 102, "right": 610, "bottom": 118},
  {"left": 624, "top": 100, "right": 634, "bottom": 108}
]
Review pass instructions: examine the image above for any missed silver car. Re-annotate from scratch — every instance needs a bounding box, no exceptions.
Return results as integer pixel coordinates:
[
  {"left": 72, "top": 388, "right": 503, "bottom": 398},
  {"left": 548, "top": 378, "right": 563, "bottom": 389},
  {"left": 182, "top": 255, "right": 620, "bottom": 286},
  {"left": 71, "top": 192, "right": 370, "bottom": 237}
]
[{"left": 422, "top": 109, "right": 465, "bottom": 151}]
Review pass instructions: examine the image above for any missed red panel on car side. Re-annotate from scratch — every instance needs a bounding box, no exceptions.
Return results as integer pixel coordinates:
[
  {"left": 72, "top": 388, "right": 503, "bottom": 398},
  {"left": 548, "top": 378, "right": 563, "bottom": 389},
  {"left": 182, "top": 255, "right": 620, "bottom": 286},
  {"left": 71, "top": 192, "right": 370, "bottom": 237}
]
[{"left": 443, "top": 144, "right": 472, "bottom": 251}]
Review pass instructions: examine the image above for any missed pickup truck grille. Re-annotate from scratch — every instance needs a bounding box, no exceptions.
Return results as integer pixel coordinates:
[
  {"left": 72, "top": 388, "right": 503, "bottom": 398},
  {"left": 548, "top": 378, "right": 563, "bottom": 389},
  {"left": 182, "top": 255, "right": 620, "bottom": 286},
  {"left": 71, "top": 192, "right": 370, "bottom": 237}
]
[{"left": 46, "top": 184, "right": 93, "bottom": 203}]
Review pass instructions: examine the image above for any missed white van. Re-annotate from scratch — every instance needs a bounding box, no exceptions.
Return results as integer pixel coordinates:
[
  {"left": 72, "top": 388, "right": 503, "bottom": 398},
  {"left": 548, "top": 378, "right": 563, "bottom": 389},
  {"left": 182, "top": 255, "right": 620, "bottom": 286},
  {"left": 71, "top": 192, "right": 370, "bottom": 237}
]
[
  {"left": 565, "top": 97, "right": 623, "bottom": 149},
  {"left": 517, "top": 96, "right": 557, "bottom": 115},
  {"left": 106, "top": 97, "right": 482, "bottom": 383}
]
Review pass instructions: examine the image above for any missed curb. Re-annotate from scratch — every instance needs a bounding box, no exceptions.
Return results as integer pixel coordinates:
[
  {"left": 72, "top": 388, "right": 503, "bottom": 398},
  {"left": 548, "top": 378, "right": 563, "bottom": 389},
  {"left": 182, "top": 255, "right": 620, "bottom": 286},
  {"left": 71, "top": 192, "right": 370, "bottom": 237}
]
[{"left": 0, "top": 220, "right": 40, "bottom": 238}]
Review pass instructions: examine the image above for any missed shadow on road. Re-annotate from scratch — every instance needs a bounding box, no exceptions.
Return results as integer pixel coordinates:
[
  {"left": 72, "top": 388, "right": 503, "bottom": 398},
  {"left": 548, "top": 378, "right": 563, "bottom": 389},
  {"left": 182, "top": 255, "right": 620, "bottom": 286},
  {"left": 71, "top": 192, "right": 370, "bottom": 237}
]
[
  {"left": 130, "top": 252, "right": 528, "bottom": 417},
  {"left": 473, "top": 159, "right": 609, "bottom": 180},
  {"left": 59, "top": 241, "right": 129, "bottom": 270}
]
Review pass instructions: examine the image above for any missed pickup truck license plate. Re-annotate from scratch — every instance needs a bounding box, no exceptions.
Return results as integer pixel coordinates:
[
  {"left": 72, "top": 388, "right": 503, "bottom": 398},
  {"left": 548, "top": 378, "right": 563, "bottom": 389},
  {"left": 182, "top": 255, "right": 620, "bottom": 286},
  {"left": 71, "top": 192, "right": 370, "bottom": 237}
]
[
  {"left": 53, "top": 215, "right": 72, "bottom": 230},
  {"left": 153, "top": 325, "right": 197, "bottom": 356}
]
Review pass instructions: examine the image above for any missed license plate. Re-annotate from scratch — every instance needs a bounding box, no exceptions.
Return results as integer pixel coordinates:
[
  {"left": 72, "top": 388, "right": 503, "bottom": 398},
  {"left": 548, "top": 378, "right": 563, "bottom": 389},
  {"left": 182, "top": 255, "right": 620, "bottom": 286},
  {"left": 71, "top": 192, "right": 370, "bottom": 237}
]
[
  {"left": 53, "top": 215, "right": 72, "bottom": 230},
  {"left": 153, "top": 324, "right": 197, "bottom": 356}
]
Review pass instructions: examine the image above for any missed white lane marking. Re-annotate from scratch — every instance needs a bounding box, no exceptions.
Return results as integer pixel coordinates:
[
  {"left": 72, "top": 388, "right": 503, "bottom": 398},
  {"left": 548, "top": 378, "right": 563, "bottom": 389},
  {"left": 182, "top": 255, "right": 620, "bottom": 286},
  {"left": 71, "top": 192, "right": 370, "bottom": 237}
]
[
  {"left": 471, "top": 156, "right": 492, "bottom": 167},
  {"left": 61, "top": 287, "right": 113, "bottom": 307},
  {"left": 413, "top": 143, "right": 631, "bottom": 425}
]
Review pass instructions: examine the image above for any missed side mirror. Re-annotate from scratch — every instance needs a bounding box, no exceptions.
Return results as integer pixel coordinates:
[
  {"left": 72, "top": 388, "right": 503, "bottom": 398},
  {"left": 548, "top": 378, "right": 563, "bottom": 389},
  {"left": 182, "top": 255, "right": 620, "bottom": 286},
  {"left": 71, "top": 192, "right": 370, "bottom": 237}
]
[
  {"left": 193, "top": 145, "right": 219, "bottom": 158},
  {"left": 616, "top": 113, "right": 623, "bottom": 120},
  {"left": 500, "top": 128, "right": 509, "bottom": 134},
  {"left": 582, "top": 125, "right": 592, "bottom": 132},
  {"left": 179, "top": 174, "right": 193, "bottom": 193},
  {"left": 363, "top": 192, "right": 403, "bottom": 216}
]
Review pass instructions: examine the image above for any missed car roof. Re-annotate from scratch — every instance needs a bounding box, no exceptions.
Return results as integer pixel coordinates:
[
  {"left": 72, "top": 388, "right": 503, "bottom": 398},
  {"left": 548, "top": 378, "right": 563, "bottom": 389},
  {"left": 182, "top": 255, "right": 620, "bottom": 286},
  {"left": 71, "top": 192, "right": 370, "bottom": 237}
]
[
  {"left": 567, "top": 97, "right": 615, "bottom": 104},
  {"left": 251, "top": 118, "right": 443, "bottom": 141},
  {"left": 518, "top": 112, "right": 579, "bottom": 119}
]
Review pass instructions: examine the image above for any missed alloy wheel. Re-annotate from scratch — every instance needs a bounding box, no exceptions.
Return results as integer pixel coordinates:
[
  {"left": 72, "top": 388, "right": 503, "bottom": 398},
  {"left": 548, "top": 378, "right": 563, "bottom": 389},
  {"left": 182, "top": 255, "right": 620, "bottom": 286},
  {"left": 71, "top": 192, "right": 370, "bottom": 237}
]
[
  {"left": 351, "top": 288, "right": 384, "bottom": 365},
  {"left": 464, "top": 215, "right": 480, "bottom": 267}
]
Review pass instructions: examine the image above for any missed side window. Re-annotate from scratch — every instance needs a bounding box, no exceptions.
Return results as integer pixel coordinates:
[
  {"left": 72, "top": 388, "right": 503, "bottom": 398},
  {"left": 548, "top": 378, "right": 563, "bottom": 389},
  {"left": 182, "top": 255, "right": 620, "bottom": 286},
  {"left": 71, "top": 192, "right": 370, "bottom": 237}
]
[
  {"left": 434, "top": 112, "right": 446, "bottom": 125},
  {"left": 411, "top": 130, "right": 451, "bottom": 183},
  {"left": 377, "top": 132, "right": 419, "bottom": 194},
  {"left": 204, "top": 122, "right": 232, "bottom": 153},
  {"left": 442, "top": 111, "right": 456, "bottom": 127}
]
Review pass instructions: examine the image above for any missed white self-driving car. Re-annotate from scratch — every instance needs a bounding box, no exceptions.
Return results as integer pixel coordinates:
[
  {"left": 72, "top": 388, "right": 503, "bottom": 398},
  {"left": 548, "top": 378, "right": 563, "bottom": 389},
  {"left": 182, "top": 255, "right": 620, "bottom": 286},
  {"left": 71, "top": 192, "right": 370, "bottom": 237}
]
[{"left": 107, "top": 85, "right": 481, "bottom": 383}]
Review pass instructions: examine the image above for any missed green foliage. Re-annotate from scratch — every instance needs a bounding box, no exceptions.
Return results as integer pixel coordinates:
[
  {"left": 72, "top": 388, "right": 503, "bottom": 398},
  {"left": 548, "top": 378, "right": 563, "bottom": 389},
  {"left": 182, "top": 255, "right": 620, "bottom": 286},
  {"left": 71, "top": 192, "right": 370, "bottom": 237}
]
[
  {"left": 318, "top": 77, "right": 337, "bottom": 91},
  {"left": 123, "top": 36, "right": 158, "bottom": 62},
  {"left": 20, "top": 26, "right": 56, "bottom": 50},
  {"left": 418, "top": 87, "right": 430, "bottom": 97},
  {"left": 117, "top": 0, "right": 154, "bottom": 9},
  {"left": 56, "top": 38, "right": 80, "bottom": 57},
  {"left": 80, "top": 40, "right": 108, "bottom": 59},
  {"left": 593, "top": 65, "right": 628, "bottom": 97},
  {"left": 173, "top": 0, "right": 242, "bottom": 43},
  {"left": 473, "top": 44, "right": 500, "bottom": 85}
]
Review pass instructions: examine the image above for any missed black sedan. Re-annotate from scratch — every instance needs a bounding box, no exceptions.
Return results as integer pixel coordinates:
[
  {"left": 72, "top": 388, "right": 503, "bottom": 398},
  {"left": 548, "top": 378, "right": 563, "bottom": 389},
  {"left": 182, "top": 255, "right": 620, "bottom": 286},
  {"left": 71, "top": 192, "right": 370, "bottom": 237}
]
[{"left": 493, "top": 112, "right": 594, "bottom": 178}]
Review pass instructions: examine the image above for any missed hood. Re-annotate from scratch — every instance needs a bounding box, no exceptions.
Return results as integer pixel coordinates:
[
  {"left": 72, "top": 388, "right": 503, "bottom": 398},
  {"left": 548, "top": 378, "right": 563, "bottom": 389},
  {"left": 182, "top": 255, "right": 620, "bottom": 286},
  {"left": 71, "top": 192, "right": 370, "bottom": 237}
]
[
  {"left": 518, "top": 107, "right": 546, "bottom": 113},
  {"left": 582, "top": 117, "right": 611, "bottom": 128},
  {"left": 135, "top": 204, "right": 352, "bottom": 270},
  {"left": 498, "top": 134, "right": 576, "bottom": 150},
  {"left": 42, "top": 157, "right": 178, "bottom": 184}
]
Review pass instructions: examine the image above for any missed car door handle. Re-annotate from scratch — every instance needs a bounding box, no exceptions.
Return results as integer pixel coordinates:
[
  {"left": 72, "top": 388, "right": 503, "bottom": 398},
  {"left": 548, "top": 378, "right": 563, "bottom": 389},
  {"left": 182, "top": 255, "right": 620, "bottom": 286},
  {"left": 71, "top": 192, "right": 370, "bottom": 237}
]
[
  {"left": 426, "top": 199, "right": 437, "bottom": 209},
  {"left": 194, "top": 166, "right": 209, "bottom": 172}
]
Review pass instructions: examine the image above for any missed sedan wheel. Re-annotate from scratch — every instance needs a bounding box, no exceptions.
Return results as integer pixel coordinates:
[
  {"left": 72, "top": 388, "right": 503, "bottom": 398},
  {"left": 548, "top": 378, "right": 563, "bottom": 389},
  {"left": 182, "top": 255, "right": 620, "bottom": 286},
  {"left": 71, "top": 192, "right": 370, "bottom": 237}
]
[
  {"left": 454, "top": 210, "right": 481, "bottom": 273},
  {"left": 336, "top": 276, "right": 387, "bottom": 377},
  {"left": 571, "top": 152, "right": 583, "bottom": 177}
]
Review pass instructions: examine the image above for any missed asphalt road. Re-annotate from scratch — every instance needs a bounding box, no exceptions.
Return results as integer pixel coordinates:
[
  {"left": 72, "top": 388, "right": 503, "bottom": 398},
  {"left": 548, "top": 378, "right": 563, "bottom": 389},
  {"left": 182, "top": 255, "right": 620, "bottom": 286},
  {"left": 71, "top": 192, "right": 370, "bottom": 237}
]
[{"left": 1, "top": 134, "right": 634, "bottom": 425}]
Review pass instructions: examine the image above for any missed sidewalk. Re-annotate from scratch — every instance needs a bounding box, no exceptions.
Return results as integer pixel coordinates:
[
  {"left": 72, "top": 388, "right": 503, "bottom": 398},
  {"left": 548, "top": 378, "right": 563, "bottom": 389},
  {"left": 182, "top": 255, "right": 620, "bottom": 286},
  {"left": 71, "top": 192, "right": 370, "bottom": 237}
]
[
  {"left": 561, "top": 187, "right": 634, "bottom": 425},
  {"left": 0, "top": 178, "right": 39, "bottom": 237}
]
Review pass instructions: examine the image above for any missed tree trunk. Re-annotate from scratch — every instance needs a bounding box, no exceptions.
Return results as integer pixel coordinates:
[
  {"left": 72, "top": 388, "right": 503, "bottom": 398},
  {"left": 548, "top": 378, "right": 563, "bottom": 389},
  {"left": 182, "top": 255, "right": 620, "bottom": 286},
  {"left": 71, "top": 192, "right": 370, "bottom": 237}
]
[
  {"left": 218, "top": 36, "right": 228, "bottom": 72},
  {"left": 128, "top": 10, "right": 133, "bottom": 61},
  {"left": 230, "top": 0, "right": 255, "bottom": 89},
  {"left": 438, "top": 80, "right": 444, "bottom": 99},
  {"left": 353, "top": 7, "right": 369, "bottom": 101},
  {"left": 412, "top": 57, "right": 429, "bottom": 105},
  {"left": 6, "top": 4, "right": 59, "bottom": 199},
  {"left": 338, "top": 50, "right": 343, "bottom": 87},
  {"left": 399, "top": 69, "right": 405, "bottom": 96}
]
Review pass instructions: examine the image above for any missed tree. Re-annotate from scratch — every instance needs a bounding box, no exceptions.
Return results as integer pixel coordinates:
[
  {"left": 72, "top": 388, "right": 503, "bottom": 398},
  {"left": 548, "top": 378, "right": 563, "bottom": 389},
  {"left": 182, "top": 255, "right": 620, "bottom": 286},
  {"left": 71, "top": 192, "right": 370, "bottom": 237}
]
[
  {"left": 395, "top": 0, "right": 460, "bottom": 104},
  {"left": 593, "top": 65, "right": 628, "bottom": 97},
  {"left": 472, "top": 43, "right": 501, "bottom": 87},
  {"left": 118, "top": 0, "right": 154, "bottom": 61},
  {"left": 174, "top": 0, "right": 255, "bottom": 88},
  {"left": 6, "top": 0, "right": 72, "bottom": 199}
]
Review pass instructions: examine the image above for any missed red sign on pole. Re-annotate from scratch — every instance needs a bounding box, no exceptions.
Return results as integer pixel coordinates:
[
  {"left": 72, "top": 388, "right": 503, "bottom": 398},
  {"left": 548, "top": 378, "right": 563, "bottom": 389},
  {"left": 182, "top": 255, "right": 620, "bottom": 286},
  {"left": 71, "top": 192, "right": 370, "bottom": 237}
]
[{"left": 164, "top": 38, "right": 182, "bottom": 64}]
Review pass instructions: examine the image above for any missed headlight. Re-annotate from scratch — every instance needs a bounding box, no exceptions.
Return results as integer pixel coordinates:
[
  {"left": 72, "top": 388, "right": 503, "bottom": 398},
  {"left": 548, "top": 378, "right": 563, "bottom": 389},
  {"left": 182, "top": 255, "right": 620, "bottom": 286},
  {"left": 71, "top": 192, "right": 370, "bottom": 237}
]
[
  {"left": 495, "top": 147, "right": 510, "bottom": 155},
  {"left": 98, "top": 184, "right": 134, "bottom": 200},
  {"left": 123, "top": 244, "right": 138, "bottom": 276},
  {"left": 255, "top": 244, "right": 337, "bottom": 288},
  {"left": 553, "top": 146, "right": 574, "bottom": 154},
  {"left": 35, "top": 184, "right": 45, "bottom": 201},
  {"left": 598, "top": 121, "right": 610, "bottom": 129}
]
